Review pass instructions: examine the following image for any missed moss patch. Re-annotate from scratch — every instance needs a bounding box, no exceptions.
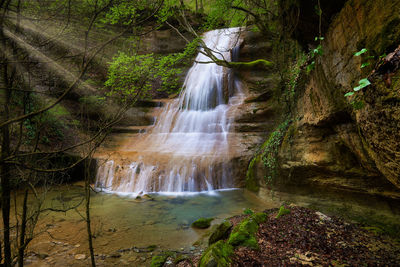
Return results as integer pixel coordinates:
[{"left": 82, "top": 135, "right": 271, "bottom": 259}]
[
  {"left": 227, "top": 217, "right": 260, "bottom": 249},
  {"left": 227, "top": 59, "right": 274, "bottom": 70},
  {"left": 252, "top": 212, "right": 268, "bottom": 224},
  {"left": 150, "top": 255, "right": 168, "bottom": 267},
  {"left": 199, "top": 240, "right": 233, "bottom": 267},
  {"left": 245, "top": 155, "right": 261, "bottom": 192},
  {"left": 275, "top": 206, "right": 291, "bottom": 219},
  {"left": 209, "top": 220, "right": 233, "bottom": 245},
  {"left": 192, "top": 217, "right": 214, "bottom": 229}
]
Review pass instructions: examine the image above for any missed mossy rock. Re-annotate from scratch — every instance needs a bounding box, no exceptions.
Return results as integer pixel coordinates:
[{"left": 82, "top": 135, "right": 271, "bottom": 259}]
[
  {"left": 174, "top": 254, "right": 190, "bottom": 265},
  {"left": 245, "top": 155, "right": 261, "bottom": 192},
  {"left": 199, "top": 240, "right": 233, "bottom": 267},
  {"left": 251, "top": 212, "right": 267, "bottom": 224},
  {"left": 150, "top": 255, "right": 168, "bottom": 267},
  {"left": 192, "top": 217, "right": 214, "bottom": 229},
  {"left": 209, "top": 220, "right": 233, "bottom": 245},
  {"left": 227, "top": 218, "right": 259, "bottom": 249},
  {"left": 275, "top": 206, "right": 291, "bottom": 219}
]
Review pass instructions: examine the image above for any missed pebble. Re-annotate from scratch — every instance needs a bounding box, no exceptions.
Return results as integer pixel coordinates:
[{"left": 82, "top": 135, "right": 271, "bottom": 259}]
[
  {"left": 129, "top": 255, "right": 137, "bottom": 261},
  {"left": 315, "top": 211, "right": 331, "bottom": 221},
  {"left": 37, "top": 253, "right": 48, "bottom": 259},
  {"left": 75, "top": 254, "right": 86, "bottom": 260}
]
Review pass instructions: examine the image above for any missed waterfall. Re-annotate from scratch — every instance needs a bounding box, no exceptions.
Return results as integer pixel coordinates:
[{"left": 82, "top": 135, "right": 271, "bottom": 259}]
[{"left": 96, "top": 28, "right": 245, "bottom": 194}]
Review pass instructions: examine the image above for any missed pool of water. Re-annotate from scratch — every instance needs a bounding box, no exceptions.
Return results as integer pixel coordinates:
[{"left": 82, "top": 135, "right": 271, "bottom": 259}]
[
  {"left": 34, "top": 184, "right": 278, "bottom": 254},
  {"left": 18, "top": 182, "right": 400, "bottom": 266}
]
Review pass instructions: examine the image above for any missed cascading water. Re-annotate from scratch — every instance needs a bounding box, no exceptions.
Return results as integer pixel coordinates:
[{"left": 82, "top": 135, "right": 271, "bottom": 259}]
[{"left": 96, "top": 28, "right": 245, "bottom": 194}]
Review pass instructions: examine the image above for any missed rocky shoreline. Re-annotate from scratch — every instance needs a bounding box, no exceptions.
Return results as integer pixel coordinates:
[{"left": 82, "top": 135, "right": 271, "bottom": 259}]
[{"left": 154, "top": 206, "right": 400, "bottom": 267}]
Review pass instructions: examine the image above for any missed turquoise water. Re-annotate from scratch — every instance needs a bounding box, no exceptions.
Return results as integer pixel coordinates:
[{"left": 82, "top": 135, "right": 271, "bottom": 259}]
[{"left": 41, "top": 185, "right": 278, "bottom": 253}]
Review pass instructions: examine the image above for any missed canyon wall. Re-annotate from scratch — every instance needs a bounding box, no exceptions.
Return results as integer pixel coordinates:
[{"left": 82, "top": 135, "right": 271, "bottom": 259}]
[{"left": 246, "top": 0, "right": 400, "bottom": 197}]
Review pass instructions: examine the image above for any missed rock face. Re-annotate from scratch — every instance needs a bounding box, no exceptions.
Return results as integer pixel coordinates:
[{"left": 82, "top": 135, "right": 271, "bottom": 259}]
[{"left": 247, "top": 0, "right": 400, "bottom": 195}]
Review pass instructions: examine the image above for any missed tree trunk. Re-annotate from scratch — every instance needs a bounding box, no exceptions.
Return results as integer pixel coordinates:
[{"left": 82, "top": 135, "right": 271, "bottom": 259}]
[
  {"left": 18, "top": 190, "right": 28, "bottom": 267},
  {"left": 85, "top": 159, "right": 96, "bottom": 267},
  {"left": 1, "top": 61, "right": 12, "bottom": 267}
]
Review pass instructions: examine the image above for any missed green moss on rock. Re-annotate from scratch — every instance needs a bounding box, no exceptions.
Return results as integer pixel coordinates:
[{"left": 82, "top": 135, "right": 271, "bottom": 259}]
[
  {"left": 199, "top": 240, "right": 233, "bottom": 267},
  {"left": 227, "top": 218, "right": 259, "bottom": 249},
  {"left": 192, "top": 217, "right": 214, "bottom": 229},
  {"left": 150, "top": 255, "right": 168, "bottom": 267},
  {"left": 245, "top": 155, "right": 261, "bottom": 192},
  {"left": 252, "top": 212, "right": 267, "bottom": 224},
  {"left": 227, "top": 59, "right": 274, "bottom": 70},
  {"left": 275, "top": 206, "right": 291, "bottom": 219},
  {"left": 209, "top": 220, "right": 233, "bottom": 245}
]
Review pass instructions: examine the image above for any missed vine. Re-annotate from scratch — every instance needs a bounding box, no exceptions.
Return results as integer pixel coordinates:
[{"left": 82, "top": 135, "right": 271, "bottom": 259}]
[{"left": 260, "top": 119, "right": 291, "bottom": 185}]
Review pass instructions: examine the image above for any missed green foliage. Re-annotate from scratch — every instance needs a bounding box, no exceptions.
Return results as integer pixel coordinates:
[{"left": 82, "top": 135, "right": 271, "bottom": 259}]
[
  {"left": 156, "top": 0, "right": 181, "bottom": 24},
  {"left": 105, "top": 38, "right": 199, "bottom": 101},
  {"left": 199, "top": 0, "right": 277, "bottom": 32},
  {"left": 354, "top": 48, "right": 368, "bottom": 56},
  {"left": 306, "top": 38, "right": 324, "bottom": 73},
  {"left": 203, "top": 0, "right": 246, "bottom": 29},
  {"left": 102, "top": 1, "right": 140, "bottom": 25},
  {"left": 23, "top": 103, "right": 69, "bottom": 144},
  {"left": 79, "top": 96, "right": 106, "bottom": 113},
  {"left": 354, "top": 78, "right": 371, "bottom": 91},
  {"left": 105, "top": 52, "right": 155, "bottom": 102},
  {"left": 306, "top": 61, "right": 316, "bottom": 73},
  {"left": 312, "top": 44, "right": 323, "bottom": 57},
  {"left": 260, "top": 119, "right": 291, "bottom": 184},
  {"left": 345, "top": 48, "right": 373, "bottom": 99},
  {"left": 361, "top": 62, "right": 371, "bottom": 68}
]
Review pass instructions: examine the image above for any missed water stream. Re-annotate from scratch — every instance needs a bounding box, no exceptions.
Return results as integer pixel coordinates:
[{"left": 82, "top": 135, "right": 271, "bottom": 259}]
[{"left": 96, "top": 28, "right": 245, "bottom": 194}]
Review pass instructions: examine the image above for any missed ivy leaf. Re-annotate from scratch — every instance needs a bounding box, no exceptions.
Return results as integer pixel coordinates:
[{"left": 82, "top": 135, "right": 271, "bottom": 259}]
[
  {"left": 354, "top": 78, "right": 371, "bottom": 91},
  {"left": 306, "top": 61, "right": 315, "bottom": 73},
  {"left": 361, "top": 62, "right": 370, "bottom": 68},
  {"left": 344, "top": 91, "right": 355, "bottom": 97},
  {"left": 354, "top": 48, "right": 368, "bottom": 56},
  {"left": 313, "top": 45, "right": 323, "bottom": 56}
]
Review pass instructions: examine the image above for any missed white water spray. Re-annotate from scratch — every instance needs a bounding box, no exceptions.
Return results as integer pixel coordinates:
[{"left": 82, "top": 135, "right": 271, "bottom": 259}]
[{"left": 96, "top": 28, "right": 245, "bottom": 194}]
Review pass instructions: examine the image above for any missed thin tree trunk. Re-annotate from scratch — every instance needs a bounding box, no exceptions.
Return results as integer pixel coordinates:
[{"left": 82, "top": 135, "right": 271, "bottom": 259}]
[
  {"left": 18, "top": 190, "right": 28, "bottom": 267},
  {"left": 85, "top": 159, "right": 96, "bottom": 267},
  {"left": 1, "top": 61, "right": 12, "bottom": 267},
  {"left": 1, "top": 2, "right": 16, "bottom": 263}
]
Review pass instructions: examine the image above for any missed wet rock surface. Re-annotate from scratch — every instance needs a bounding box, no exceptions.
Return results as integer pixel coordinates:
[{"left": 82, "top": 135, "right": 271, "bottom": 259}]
[{"left": 290, "top": 0, "right": 400, "bottom": 189}]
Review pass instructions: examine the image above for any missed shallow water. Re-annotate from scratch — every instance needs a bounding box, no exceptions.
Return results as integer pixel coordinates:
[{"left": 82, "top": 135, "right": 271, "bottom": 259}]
[
  {"left": 18, "top": 183, "right": 400, "bottom": 266},
  {"left": 35, "top": 185, "right": 277, "bottom": 253}
]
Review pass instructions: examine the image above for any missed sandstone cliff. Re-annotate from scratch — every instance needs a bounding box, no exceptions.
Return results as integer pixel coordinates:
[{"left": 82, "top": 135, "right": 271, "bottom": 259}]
[{"left": 245, "top": 0, "right": 400, "bottom": 197}]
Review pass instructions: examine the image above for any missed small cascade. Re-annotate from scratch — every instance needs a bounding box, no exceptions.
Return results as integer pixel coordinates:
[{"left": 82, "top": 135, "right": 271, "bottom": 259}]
[{"left": 96, "top": 28, "right": 245, "bottom": 194}]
